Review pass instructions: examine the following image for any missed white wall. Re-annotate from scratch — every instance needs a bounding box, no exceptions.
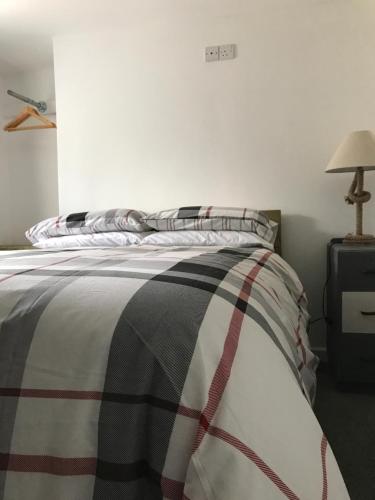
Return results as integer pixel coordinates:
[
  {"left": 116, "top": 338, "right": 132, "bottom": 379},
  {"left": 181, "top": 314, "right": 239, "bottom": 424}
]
[
  {"left": 0, "top": 75, "right": 11, "bottom": 244},
  {"left": 54, "top": 1, "right": 375, "bottom": 348},
  {"left": 1, "top": 67, "right": 58, "bottom": 244}
]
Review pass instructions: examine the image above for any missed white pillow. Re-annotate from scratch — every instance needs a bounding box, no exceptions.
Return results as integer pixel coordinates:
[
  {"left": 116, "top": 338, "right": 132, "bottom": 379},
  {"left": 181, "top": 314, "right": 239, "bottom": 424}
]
[
  {"left": 33, "top": 231, "right": 151, "bottom": 249},
  {"left": 140, "top": 230, "right": 274, "bottom": 249}
]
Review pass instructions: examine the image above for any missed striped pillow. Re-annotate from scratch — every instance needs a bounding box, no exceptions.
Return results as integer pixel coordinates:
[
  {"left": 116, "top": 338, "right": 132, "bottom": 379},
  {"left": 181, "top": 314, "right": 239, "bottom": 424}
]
[
  {"left": 26, "top": 209, "right": 152, "bottom": 244},
  {"left": 143, "top": 207, "right": 277, "bottom": 243}
]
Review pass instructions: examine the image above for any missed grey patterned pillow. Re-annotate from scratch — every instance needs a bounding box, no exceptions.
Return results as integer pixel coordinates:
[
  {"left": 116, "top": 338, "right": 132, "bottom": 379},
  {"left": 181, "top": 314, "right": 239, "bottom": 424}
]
[
  {"left": 143, "top": 206, "right": 277, "bottom": 243},
  {"left": 26, "top": 209, "right": 152, "bottom": 244}
]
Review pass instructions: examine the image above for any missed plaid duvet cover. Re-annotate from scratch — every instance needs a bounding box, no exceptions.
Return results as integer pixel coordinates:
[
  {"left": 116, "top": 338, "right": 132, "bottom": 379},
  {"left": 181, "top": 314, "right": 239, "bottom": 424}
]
[{"left": 0, "top": 245, "right": 349, "bottom": 499}]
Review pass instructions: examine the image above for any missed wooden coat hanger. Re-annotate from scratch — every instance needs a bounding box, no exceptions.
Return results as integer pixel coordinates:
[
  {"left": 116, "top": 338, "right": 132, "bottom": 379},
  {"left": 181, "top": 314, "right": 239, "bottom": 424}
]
[{"left": 3, "top": 106, "right": 56, "bottom": 132}]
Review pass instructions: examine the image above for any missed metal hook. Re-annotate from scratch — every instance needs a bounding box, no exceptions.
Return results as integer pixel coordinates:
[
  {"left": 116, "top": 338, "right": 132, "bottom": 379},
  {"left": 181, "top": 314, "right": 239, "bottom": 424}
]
[{"left": 7, "top": 90, "right": 47, "bottom": 114}]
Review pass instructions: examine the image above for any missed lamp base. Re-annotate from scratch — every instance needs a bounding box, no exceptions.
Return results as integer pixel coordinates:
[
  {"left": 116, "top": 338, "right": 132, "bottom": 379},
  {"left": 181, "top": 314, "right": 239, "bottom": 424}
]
[{"left": 344, "top": 233, "right": 375, "bottom": 244}]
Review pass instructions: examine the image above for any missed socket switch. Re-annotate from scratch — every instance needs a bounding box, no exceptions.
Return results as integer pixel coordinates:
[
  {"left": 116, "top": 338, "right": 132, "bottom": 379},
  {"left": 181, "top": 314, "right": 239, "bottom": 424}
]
[{"left": 205, "top": 46, "right": 219, "bottom": 62}]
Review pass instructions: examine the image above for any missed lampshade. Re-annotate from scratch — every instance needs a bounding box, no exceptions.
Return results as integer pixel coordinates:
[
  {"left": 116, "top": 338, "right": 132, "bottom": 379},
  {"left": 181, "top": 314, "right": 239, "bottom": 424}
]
[{"left": 326, "top": 130, "right": 375, "bottom": 173}]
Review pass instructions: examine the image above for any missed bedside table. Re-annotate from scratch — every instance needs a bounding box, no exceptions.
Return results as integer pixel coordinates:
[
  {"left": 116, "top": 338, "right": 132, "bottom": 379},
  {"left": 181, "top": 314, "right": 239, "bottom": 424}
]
[{"left": 327, "top": 240, "right": 375, "bottom": 384}]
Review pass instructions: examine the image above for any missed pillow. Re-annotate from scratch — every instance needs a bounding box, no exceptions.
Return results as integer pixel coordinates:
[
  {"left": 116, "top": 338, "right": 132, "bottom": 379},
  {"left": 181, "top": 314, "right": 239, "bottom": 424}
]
[
  {"left": 33, "top": 231, "right": 151, "bottom": 249},
  {"left": 140, "top": 230, "right": 274, "bottom": 249},
  {"left": 143, "top": 206, "right": 277, "bottom": 243},
  {"left": 26, "top": 209, "right": 151, "bottom": 244}
]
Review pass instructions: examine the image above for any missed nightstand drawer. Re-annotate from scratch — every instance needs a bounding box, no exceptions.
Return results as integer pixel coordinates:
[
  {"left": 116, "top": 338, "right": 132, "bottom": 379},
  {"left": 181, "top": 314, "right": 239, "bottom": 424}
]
[
  {"left": 339, "top": 251, "right": 375, "bottom": 289},
  {"left": 342, "top": 292, "right": 375, "bottom": 333}
]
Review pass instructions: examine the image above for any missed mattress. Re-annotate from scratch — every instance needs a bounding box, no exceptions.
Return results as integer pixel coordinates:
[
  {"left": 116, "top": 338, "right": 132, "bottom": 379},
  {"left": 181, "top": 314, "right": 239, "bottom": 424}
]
[{"left": 0, "top": 245, "right": 349, "bottom": 499}]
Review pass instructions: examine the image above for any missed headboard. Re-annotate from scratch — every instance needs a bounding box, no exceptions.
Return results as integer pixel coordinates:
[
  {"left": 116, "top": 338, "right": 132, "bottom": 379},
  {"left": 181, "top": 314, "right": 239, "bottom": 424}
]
[{"left": 263, "top": 210, "right": 281, "bottom": 256}]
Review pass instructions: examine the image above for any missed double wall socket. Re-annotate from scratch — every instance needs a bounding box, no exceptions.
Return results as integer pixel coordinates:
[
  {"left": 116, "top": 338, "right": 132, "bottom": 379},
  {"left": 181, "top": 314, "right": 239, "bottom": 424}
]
[{"left": 205, "top": 44, "right": 235, "bottom": 62}]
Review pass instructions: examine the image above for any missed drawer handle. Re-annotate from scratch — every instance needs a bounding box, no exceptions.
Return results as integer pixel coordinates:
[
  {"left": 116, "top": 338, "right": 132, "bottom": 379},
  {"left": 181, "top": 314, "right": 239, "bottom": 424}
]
[
  {"left": 364, "top": 269, "right": 375, "bottom": 274},
  {"left": 360, "top": 311, "right": 375, "bottom": 316}
]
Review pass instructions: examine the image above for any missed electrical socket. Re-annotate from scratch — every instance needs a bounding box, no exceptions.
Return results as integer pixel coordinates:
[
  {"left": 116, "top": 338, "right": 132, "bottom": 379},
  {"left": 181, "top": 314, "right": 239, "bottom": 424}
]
[
  {"left": 205, "top": 46, "right": 219, "bottom": 62},
  {"left": 219, "top": 44, "right": 235, "bottom": 60}
]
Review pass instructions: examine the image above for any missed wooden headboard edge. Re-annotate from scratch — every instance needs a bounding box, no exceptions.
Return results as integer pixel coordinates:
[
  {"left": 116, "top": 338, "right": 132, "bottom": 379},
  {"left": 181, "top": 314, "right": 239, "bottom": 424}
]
[{"left": 263, "top": 209, "right": 281, "bottom": 256}]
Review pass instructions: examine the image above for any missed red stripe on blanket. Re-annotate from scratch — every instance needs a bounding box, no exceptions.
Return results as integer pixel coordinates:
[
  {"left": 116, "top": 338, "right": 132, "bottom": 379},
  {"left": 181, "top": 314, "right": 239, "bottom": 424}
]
[
  {"left": 178, "top": 405, "right": 201, "bottom": 419},
  {"left": 192, "top": 251, "right": 272, "bottom": 453},
  {"left": 1, "top": 389, "right": 204, "bottom": 422},
  {"left": 207, "top": 425, "right": 299, "bottom": 500},
  {"left": 321, "top": 435, "right": 328, "bottom": 500},
  {"left": 160, "top": 475, "right": 185, "bottom": 498},
  {"left": 246, "top": 274, "right": 279, "bottom": 306},
  {"left": 0, "top": 453, "right": 96, "bottom": 475},
  {"left": 0, "top": 256, "right": 79, "bottom": 285}
]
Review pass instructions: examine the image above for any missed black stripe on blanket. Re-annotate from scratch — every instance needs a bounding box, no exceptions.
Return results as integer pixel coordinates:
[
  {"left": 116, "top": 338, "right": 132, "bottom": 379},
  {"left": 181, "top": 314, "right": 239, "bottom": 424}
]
[{"left": 92, "top": 249, "right": 253, "bottom": 500}]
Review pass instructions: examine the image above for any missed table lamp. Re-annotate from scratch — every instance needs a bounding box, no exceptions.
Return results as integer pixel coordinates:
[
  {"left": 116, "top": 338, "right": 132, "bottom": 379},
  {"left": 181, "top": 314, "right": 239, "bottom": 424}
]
[{"left": 326, "top": 130, "right": 375, "bottom": 243}]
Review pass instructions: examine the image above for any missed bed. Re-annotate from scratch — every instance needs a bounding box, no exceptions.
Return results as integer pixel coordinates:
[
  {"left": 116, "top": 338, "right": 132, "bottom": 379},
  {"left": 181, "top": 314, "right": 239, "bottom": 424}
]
[{"left": 0, "top": 208, "right": 349, "bottom": 499}]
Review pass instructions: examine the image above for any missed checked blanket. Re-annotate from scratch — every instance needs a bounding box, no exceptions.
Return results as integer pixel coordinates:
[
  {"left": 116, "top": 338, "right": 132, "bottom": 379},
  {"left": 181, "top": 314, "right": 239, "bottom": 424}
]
[{"left": 0, "top": 246, "right": 349, "bottom": 499}]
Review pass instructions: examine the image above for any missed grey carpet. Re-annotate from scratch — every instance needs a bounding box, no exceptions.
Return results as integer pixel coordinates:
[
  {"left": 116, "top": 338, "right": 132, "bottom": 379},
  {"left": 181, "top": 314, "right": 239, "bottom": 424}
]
[{"left": 315, "top": 365, "right": 375, "bottom": 500}]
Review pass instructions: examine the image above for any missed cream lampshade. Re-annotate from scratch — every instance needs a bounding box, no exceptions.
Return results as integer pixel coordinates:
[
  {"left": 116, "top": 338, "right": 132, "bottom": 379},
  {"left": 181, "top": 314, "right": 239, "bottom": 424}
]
[{"left": 326, "top": 130, "right": 375, "bottom": 243}]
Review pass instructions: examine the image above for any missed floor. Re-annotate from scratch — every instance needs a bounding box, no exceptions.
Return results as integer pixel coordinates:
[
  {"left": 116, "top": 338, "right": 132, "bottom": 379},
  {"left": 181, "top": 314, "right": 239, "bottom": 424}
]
[{"left": 315, "top": 365, "right": 375, "bottom": 500}]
